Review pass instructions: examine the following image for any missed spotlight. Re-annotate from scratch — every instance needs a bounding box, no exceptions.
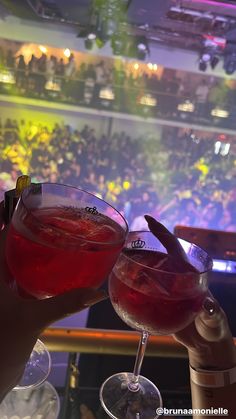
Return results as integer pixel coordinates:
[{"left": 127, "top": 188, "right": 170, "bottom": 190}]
[
  {"left": 39, "top": 45, "right": 47, "bottom": 54},
  {"left": 128, "top": 36, "right": 149, "bottom": 60},
  {"left": 199, "top": 53, "right": 219, "bottom": 71},
  {"left": 224, "top": 53, "right": 236, "bottom": 75},
  {"left": 210, "top": 55, "right": 220, "bottom": 69},
  {"left": 202, "top": 52, "right": 211, "bottom": 62},
  {"left": 84, "top": 39, "right": 94, "bottom": 50},
  {"left": 199, "top": 49, "right": 212, "bottom": 71},
  {"left": 87, "top": 32, "right": 96, "bottom": 40},
  {"left": 63, "top": 48, "right": 71, "bottom": 58},
  {"left": 136, "top": 37, "right": 149, "bottom": 60},
  {"left": 199, "top": 59, "right": 207, "bottom": 72},
  {"left": 84, "top": 32, "right": 97, "bottom": 50}
]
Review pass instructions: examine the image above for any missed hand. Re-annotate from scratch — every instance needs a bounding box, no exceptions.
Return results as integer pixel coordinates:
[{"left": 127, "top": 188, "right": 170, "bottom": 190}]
[
  {"left": 144, "top": 214, "right": 236, "bottom": 371},
  {"left": 174, "top": 296, "right": 236, "bottom": 371},
  {"left": 0, "top": 202, "right": 107, "bottom": 397}
]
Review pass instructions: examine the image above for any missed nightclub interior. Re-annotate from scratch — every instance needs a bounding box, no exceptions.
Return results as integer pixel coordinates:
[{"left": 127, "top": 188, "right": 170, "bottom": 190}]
[{"left": 0, "top": 1, "right": 236, "bottom": 418}]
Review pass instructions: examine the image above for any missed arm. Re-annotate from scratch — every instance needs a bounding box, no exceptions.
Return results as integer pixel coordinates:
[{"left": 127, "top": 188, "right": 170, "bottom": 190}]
[
  {"left": 175, "top": 299, "right": 236, "bottom": 419},
  {"left": 144, "top": 215, "right": 236, "bottom": 418}
]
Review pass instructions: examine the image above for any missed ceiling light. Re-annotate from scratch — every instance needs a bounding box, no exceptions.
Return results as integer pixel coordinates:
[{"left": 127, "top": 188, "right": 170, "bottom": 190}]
[
  {"left": 202, "top": 53, "right": 211, "bottom": 62},
  {"left": 84, "top": 31, "right": 97, "bottom": 50},
  {"left": 39, "top": 45, "right": 47, "bottom": 54},
  {"left": 87, "top": 32, "right": 96, "bottom": 40},
  {"left": 128, "top": 36, "right": 149, "bottom": 60},
  {"left": 63, "top": 48, "right": 71, "bottom": 58}
]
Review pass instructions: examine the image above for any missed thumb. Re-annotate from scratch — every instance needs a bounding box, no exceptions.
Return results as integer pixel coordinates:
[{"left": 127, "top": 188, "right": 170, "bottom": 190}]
[{"left": 29, "top": 288, "right": 108, "bottom": 330}]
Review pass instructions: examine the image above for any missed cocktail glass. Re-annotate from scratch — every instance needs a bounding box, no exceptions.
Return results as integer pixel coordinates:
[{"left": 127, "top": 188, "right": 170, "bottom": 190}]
[
  {"left": 100, "top": 231, "right": 212, "bottom": 419},
  {"left": 6, "top": 183, "right": 128, "bottom": 388}
]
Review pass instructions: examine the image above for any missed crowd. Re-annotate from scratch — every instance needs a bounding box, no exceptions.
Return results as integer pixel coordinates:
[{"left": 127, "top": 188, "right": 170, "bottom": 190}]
[
  {"left": 0, "top": 118, "right": 235, "bottom": 232},
  {"left": 1, "top": 47, "right": 236, "bottom": 128}
]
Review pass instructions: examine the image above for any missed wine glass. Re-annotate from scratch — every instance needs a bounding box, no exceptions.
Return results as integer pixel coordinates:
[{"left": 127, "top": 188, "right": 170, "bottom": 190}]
[
  {"left": 100, "top": 231, "right": 212, "bottom": 419},
  {"left": 6, "top": 182, "right": 128, "bottom": 389}
]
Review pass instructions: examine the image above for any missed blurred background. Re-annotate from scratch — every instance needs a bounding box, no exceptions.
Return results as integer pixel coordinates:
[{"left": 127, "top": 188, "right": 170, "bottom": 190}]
[{"left": 0, "top": 1, "right": 236, "bottom": 418}]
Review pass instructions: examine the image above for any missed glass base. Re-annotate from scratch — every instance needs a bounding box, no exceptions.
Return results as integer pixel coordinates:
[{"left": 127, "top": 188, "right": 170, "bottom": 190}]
[
  {"left": 14, "top": 340, "right": 51, "bottom": 390},
  {"left": 1, "top": 381, "right": 60, "bottom": 418},
  {"left": 100, "top": 372, "right": 162, "bottom": 419}
]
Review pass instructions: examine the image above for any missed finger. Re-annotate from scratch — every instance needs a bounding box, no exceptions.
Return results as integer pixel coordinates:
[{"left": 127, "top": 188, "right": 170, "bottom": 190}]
[
  {"left": 0, "top": 201, "right": 4, "bottom": 230},
  {"left": 0, "top": 213, "right": 16, "bottom": 297},
  {"left": 144, "top": 214, "right": 186, "bottom": 258},
  {"left": 29, "top": 288, "right": 108, "bottom": 330},
  {"left": 174, "top": 322, "right": 201, "bottom": 349},
  {"left": 174, "top": 322, "right": 196, "bottom": 344},
  {"left": 195, "top": 297, "right": 231, "bottom": 341},
  {"left": 144, "top": 215, "right": 198, "bottom": 272}
]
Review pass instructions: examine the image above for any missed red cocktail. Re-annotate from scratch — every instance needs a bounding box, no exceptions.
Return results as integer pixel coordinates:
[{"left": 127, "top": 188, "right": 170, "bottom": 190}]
[
  {"left": 110, "top": 249, "right": 207, "bottom": 335},
  {"left": 7, "top": 206, "right": 125, "bottom": 298},
  {"left": 100, "top": 231, "right": 212, "bottom": 419},
  {"left": 6, "top": 183, "right": 127, "bottom": 299}
]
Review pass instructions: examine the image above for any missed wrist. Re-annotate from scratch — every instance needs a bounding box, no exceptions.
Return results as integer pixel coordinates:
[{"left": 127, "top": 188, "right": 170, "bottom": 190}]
[
  {"left": 188, "top": 351, "right": 236, "bottom": 371},
  {"left": 188, "top": 338, "right": 236, "bottom": 371}
]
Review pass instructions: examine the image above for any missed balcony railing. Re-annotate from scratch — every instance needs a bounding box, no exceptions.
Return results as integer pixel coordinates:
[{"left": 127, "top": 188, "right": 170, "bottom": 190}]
[{"left": 0, "top": 67, "right": 235, "bottom": 131}]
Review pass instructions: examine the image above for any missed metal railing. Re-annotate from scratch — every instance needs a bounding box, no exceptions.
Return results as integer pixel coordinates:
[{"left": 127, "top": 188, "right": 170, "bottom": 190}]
[
  {"left": 41, "top": 327, "right": 236, "bottom": 357},
  {"left": 0, "top": 67, "right": 235, "bottom": 130}
]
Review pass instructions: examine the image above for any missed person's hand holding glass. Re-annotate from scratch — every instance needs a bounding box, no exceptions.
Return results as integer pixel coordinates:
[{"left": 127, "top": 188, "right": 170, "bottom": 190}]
[
  {"left": 3, "top": 181, "right": 128, "bottom": 389},
  {"left": 100, "top": 216, "right": 213, "bottom": 419}
]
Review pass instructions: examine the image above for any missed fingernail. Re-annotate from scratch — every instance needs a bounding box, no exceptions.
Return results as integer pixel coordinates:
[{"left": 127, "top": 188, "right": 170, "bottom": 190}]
[
  {"left": 83, "top": 290, "right": 108, "bottom": 307},
  {"left": 202, "top": 297, "right": 218, "bottom": 316}
]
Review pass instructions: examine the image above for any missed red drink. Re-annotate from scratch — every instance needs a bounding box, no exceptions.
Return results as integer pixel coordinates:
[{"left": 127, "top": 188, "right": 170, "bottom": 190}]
[
  {"left": 109, "top": 249, "right": 207, "bottom": 334},
  {"left": 6, "top": 206, "right": 125, "bottom": 298}
]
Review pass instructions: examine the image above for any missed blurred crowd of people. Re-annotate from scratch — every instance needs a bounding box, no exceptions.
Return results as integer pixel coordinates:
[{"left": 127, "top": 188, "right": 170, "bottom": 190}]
[
  {"left": 0, "top": 118, "right": 235, "bottom": 232},
  {"left": 1, "top": 47, "right": 236, "bottom": 129}
]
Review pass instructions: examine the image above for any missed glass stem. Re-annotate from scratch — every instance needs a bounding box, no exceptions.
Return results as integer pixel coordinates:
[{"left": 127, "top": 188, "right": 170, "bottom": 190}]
[{"left": 128, "top": 330, "right": 149, "bottom": 392}]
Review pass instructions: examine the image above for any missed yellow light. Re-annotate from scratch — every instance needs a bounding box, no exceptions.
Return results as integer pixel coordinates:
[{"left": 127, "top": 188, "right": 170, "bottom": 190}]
[
  {"left": 0, "top": 70, "right": 15, "bottom": 84},
  {"left": 211, "top": 108, "right": 229, "bottom": 118},
  {"left": 139, "top": 94, "right": 157, "bottom": 107},
  {"left": 153, "top": 64, "right": 158, "bottom": 71},
  {"left": 133, "top": 63, "right": 139, "bottom": 70},
  {"left": 177, "top": 100, "right": 195, "bottom": 112},
  {"left": 45, "top": 79, "right": 61, "bottom": 91},
  {"left": 99, "top": 87, "right": 115, "bottom": 100},
  {"left": 39, "top": 45, "right": 47, "bottom": 54},
  {"left": 64, "top": 48, "right": 71, "bottom": 58},
  {"left": 123, "top": 181, "right": 131, "bottom": 190},
  {"left": 147, "top": 63, "right": 153, "bottom": 70}
]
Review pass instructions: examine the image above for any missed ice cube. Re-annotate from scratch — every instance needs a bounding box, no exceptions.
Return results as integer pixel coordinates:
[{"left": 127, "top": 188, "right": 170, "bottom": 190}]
[{"left": 86, "top": 222, "right": 118, "bottom": 242}]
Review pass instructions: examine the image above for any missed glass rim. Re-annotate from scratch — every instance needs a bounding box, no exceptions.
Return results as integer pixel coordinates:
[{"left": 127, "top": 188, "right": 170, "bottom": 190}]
[
  {"left": 121, "top": 231, "right": 213, "bottom": 276},
  {"left": 19, "top": 182, "right": 129, "bottom": 247}
]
